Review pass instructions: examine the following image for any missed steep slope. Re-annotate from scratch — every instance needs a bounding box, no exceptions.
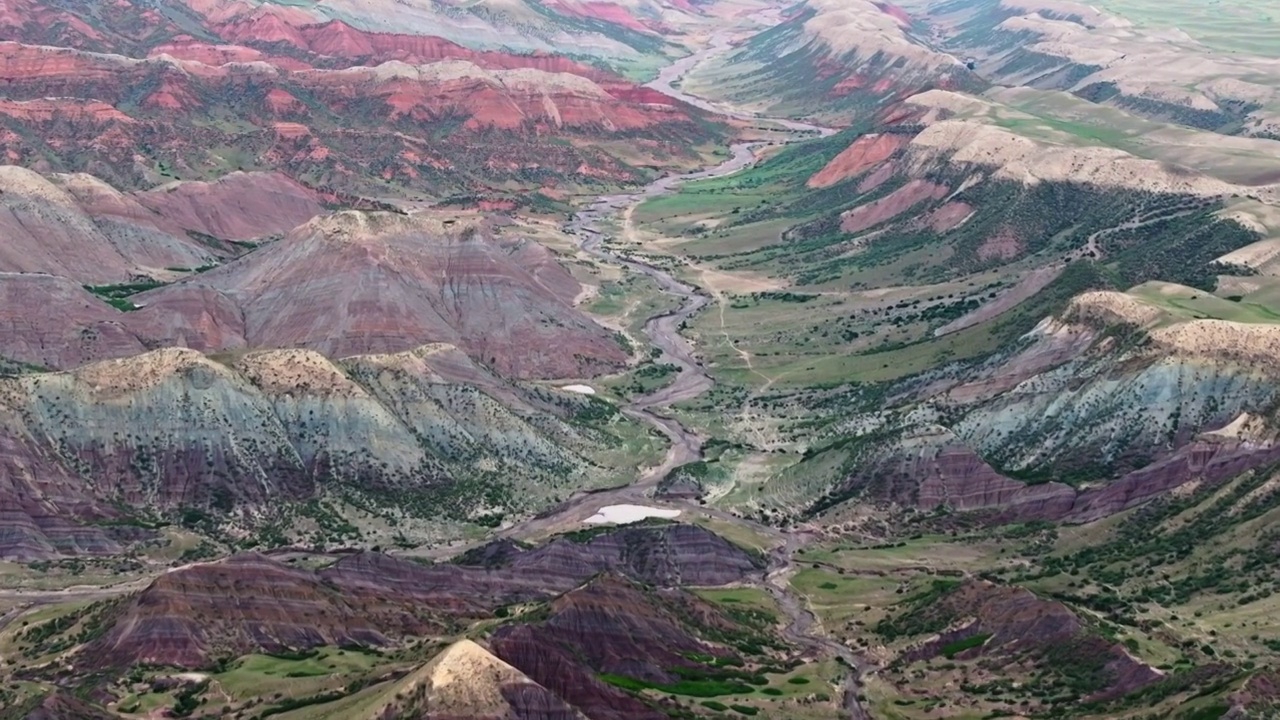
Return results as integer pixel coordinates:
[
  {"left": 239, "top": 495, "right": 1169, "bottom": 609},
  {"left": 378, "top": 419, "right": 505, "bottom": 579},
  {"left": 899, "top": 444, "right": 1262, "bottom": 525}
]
[
  {"left": 681, "top": 0, "right": 975, "bottom": 121},
  {"left": 903, "top": 0, "right": 1280, "bottom": 138},
  {"left": 74, "top": 523, "right": 759, "bottom": 668},
  {"left": 366, "top": 639, "right": 587, "bottom": 720},
  {"left": 786, "top": 286, "right": 1280, "bottom": 524},
  {"left": 0, "top": 274, "right": 149, "bottom": 371},
  {"left": 490, "top": 574, "right": 785, "bottom": 720},
  {"left": 84, "top": 553, "right": 416, "bottom": 669},
  {"left": 0, "top": 343, "right": 636, "bottom": 559},
  {"left": 135, "top": 211, "right": 626, "bottom": 378},
  {"left": 132, "top": 171, "right": 324, "bottom": 242},
  {"left": 0, "top": 166, "right": 217, "bottom": 283},
  {"left": 874, "top": 579, "right": 1162, "bottom": 712},
  {"left": 194, "top": 0, "right": 691, "bottom": 71},
  {"left": 0, "top": 26, "right": 725, "bottom": 197}
]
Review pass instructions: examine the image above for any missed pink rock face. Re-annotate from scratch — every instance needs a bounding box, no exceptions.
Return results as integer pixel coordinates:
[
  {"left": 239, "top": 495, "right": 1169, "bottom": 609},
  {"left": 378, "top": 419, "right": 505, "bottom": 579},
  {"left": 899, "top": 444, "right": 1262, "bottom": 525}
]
[
  {"left": 977, "top": 226, "right": 1024, "bottom": 261},
  {"left": 0, "top": 274, "right": 148, "bottom": 370},
  {"left": 0, "top": 399, "right": 124, "bottom": 560},
  {"left": 135, "top": 212, "right": 626, "bottom": 379},
  {"left": 85, "top": 553, "right": 409, "bottom": 669},
  {"left": 807, "top": 133, "right": 908, "bottom": 188},
  {"left": 128, "top": 285, "right": 247, "bottom": 353},
  {"left": 1064, "top": 439, "right": 1280, "bottom": 524},
  {"left": 844, "top": 429, "right": 1078, "bottom": 517},
  {"left": 839, "top": 179, "right": 949, "bottom": 234},
  {"left": 134, "top": 172, "right": 324, "bottom": 242},
  {"left": 0, "top": 168, "right": 215, "bottom": 283},
  {"left": 923, "top": 200, "right": 972, "bottom": 232},
  {"left": 0, "top": 20, "right": 719, "bottom": 198}
]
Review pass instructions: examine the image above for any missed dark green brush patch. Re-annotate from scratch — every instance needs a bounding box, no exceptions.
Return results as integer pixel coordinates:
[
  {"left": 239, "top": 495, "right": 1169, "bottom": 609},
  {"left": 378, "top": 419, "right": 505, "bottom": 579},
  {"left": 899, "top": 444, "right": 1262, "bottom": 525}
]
[
  {"left": 599, "top": 672, "right": 754, "bottom": 697},
  {"left": 941, "top": 633, "right": 992, "bottom": 659},
  {"left": 83, "top": 280, "right": 165, "bottom": 311}
]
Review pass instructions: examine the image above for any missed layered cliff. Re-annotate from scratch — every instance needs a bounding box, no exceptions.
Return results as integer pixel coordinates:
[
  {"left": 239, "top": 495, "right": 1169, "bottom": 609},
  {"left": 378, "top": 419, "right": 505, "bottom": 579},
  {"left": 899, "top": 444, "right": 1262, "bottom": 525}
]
[
  {"left": 0, "top": 29, "right": 724, "bottom": 196},
  {"left": 792, "top": 289, "right": 1280, "bottom": 524},
  {"left": 682, "top": 0, "right": 975, "bottom": 121},
  {"left": 78, "top": 523, "right": 761, "bottom": 669},
  {"left": 0, "top": 343, "right": 624, "bottom": 559},
  {"left": 133, "top": 211, "right": 627, "bottom": 379}
]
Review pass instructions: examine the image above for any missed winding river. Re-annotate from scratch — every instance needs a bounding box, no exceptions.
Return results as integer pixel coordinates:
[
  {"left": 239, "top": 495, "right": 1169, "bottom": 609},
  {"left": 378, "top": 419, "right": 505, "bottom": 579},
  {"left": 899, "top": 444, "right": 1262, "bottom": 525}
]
[
  {"left": 561, "top": 22, "right": 870, "bottom": 720},
  {"left": 566, "top": 30, "right": 834, "bottom": 490}
]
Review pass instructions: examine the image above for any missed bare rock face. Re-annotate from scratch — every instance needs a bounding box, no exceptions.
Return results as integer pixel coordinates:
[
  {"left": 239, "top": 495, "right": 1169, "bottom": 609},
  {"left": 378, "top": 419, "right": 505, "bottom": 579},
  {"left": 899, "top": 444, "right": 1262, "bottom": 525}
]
[
  {"left": 132, "top": 171, "right": 324, "bottom": 242},
  {"left": 0, "top": 273, "right": 147, "bottom": 370},
  {"left": 807, "top": 132, "right": 909, "bottom": 188},
  {"left": 0, "top": 344, "right": 610, "bottom": 559},
  {"left": 0, "top": 399, "right": 124, "bottom": 560},
  {"left": 832, "top": 424, "right": 1077, "bottom": 518},
  {"left": 453, "top": 523, "right": 767, "bottom": 588},
  {"left": 136, "top": 211, "right": 627, "bottom": 379},
  {"left": 490, "top": 625, "right": 666, "bottom": 720},
  {"left": 0, "top": 21, "right": 723, "bottom": 197},
  {"left": 85, "top": 553, "right": 409, "bottom": 668},
  {"left": 817, "top": 311, "right": 1280, "bottom": 523},
  {"left": 320, "top": 523, "right": 764, "bottom": 616},
  {"left": 838, "top": 179, "right": 949, "bottom": 234},
  {"left": 0, "top": 166, "right": 216, "bottom": 283},
  {"left": 371, "top": 639, "right": 587, "bottom": 720},
  {"left": 491, "top": 575, "right": 750, "bottom": 720},
  {"left": 84, "top": 524, "right": 760, "bottom": 669},
  {"left": 529, "top": 574, "right": 716, "bottom": 682},
  {"left": 831, "top": 422, "right": 1280, "bottom": 525}
]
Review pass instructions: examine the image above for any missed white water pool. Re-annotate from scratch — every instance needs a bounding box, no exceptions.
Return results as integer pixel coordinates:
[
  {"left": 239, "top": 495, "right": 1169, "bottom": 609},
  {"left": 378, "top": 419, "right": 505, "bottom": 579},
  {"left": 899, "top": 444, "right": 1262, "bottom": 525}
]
[{"left": 583, "top": 504, "right": 681, "bottom": 525}]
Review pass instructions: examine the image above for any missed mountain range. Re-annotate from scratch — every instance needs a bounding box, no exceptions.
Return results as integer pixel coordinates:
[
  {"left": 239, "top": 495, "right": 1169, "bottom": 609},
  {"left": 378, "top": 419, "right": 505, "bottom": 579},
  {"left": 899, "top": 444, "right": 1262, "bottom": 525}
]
[{"left": 4, "top": 0, "right": 1280, "bottom": 719}]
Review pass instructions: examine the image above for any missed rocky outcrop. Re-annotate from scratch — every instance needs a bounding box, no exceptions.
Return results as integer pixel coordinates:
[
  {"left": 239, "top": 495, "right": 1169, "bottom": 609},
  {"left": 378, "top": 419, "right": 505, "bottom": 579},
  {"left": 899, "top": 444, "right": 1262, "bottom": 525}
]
[
  {"left": 491, "top": 575, "right": 750, "bottom": 720},
  {"left": 839, "top": 179, "right": 949, "bottom": 234},
  {"left": 835, "top": 425, "right": 1078, "bottom": 517},
  {"left": 819, "top": 304, "right": 1280, "bottom": 524},
  {"left": 374, "top": 639, "right": 587, "bottom": 720},
  {"left": 320, "top": 523, "right": 764, "bottom": 615},
  {"left": 522, "top": 575, "right": 721, "bottom": 682},
  {"left": 0, "top": 274, "right": 147, "bottom": 371},
  {"left": 0, "top": 32, "right": 722, "bottom": 197},
  {"left": 490, "top": 626, "right": 666, "bottom": 720},
  {"left": 454, "top": 522, "right": 767, "bottom": 587},
  {"left": 0, "top": 396, "right": 127, "bottom": 560},
  {"left": 952, "top": 330, "right": 1280, "bottom": 483},
  {"left": 0, "top": 165, "right": 216, "bottom": 283}
]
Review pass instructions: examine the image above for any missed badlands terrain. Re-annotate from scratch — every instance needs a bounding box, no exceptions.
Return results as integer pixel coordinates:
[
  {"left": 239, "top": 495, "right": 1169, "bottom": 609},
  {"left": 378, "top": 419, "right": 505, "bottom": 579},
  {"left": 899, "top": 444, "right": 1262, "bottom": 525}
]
[{"left": 2, "top": 0, "right": 1280, "bottom": 719}]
